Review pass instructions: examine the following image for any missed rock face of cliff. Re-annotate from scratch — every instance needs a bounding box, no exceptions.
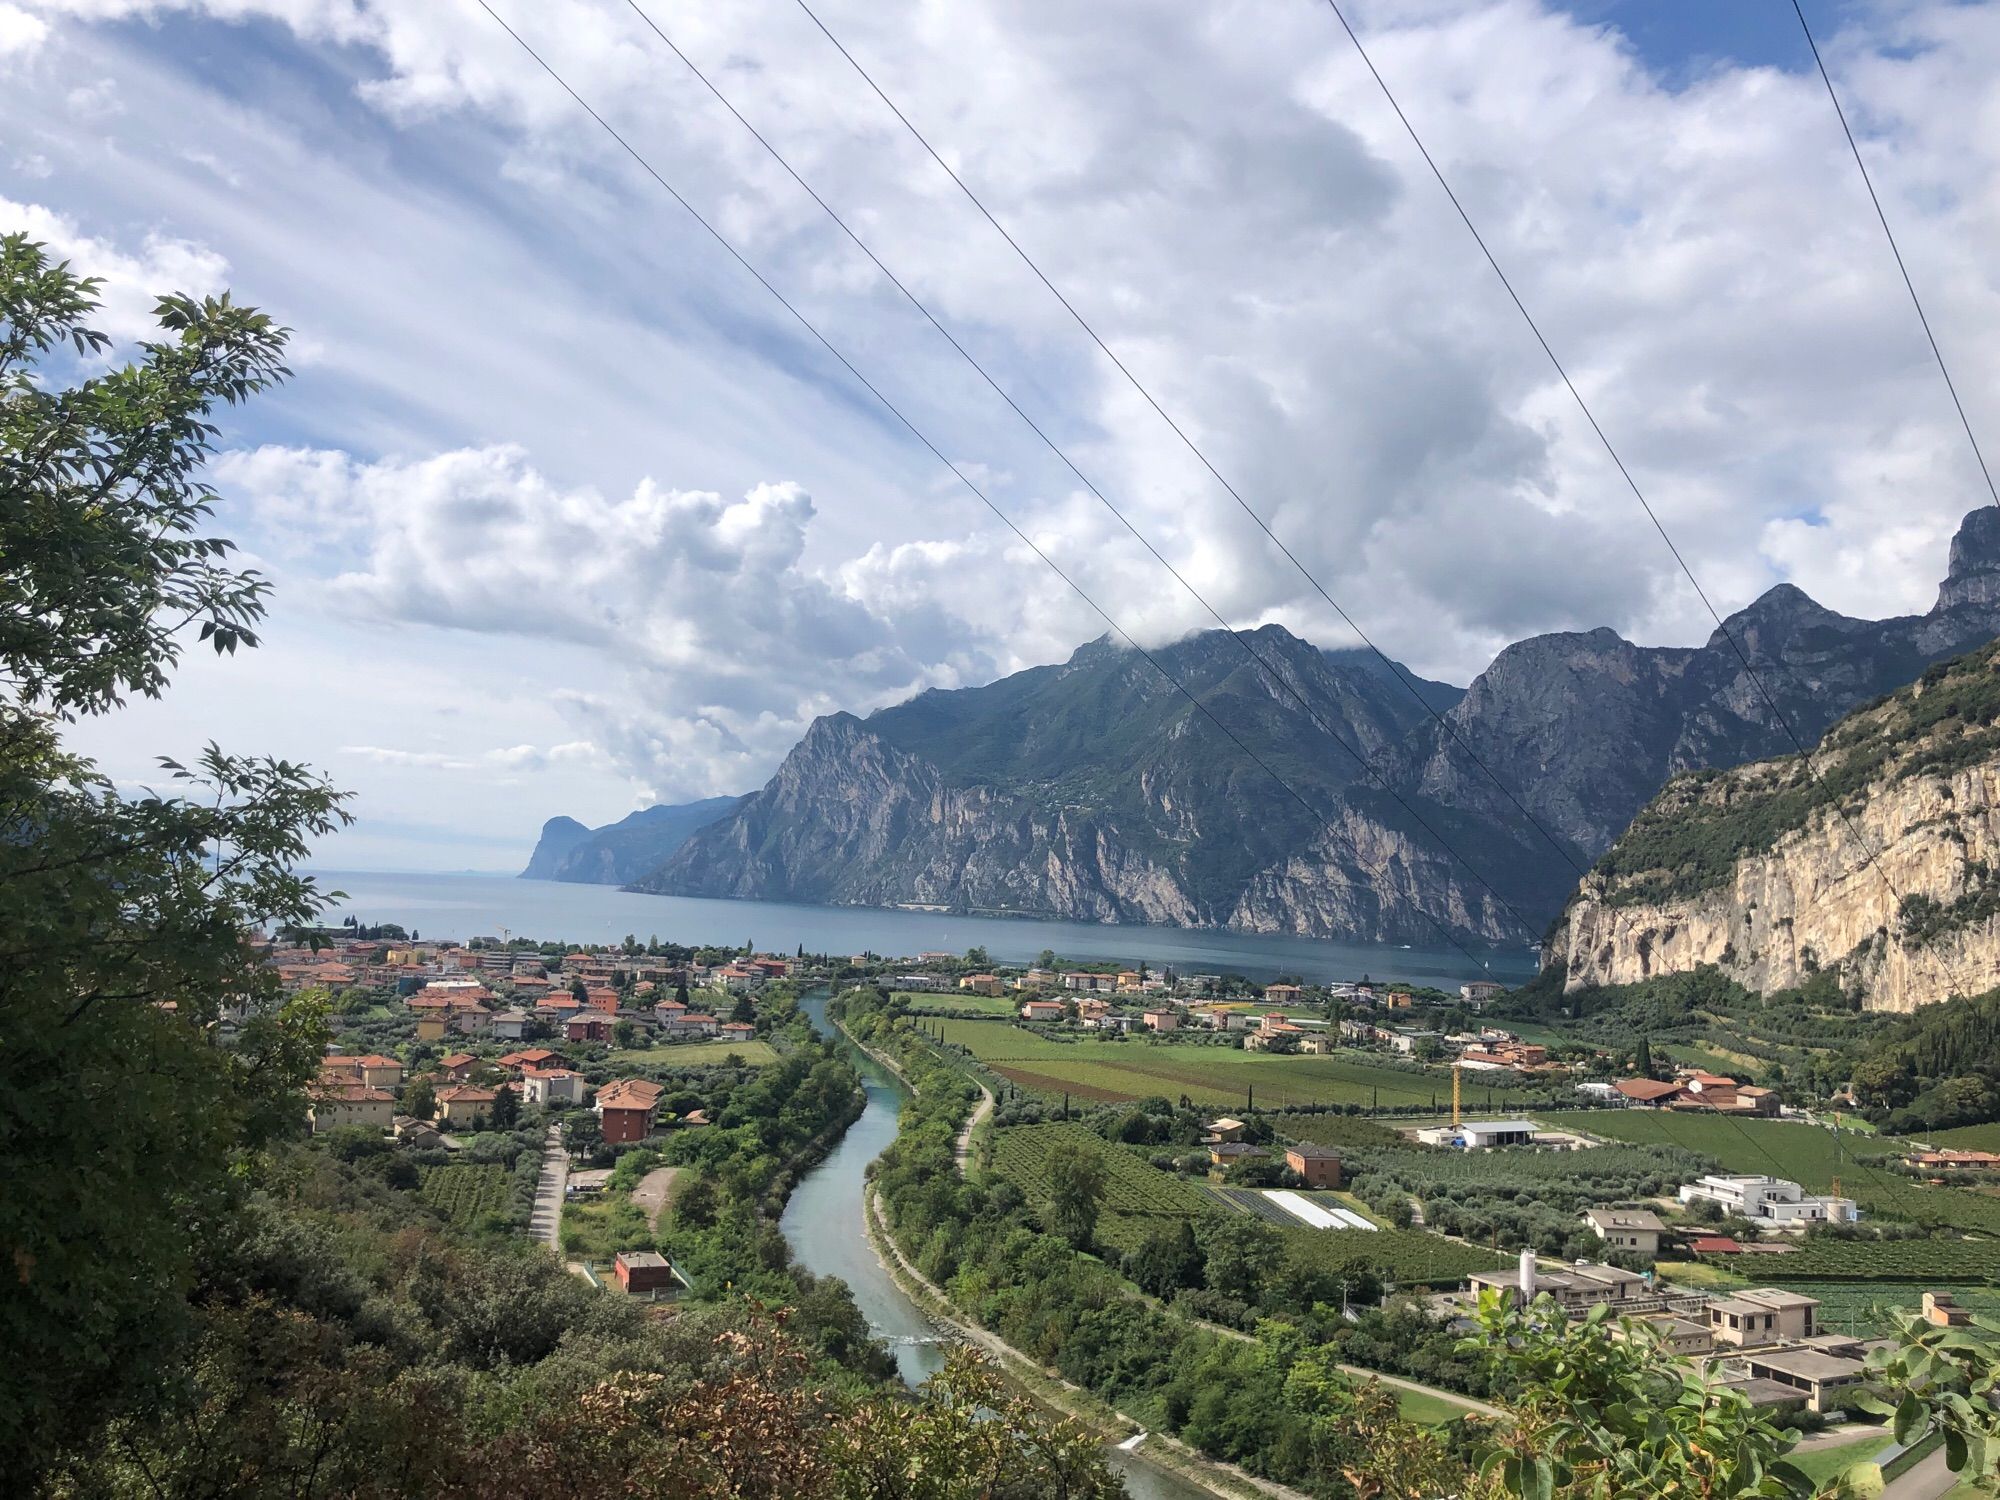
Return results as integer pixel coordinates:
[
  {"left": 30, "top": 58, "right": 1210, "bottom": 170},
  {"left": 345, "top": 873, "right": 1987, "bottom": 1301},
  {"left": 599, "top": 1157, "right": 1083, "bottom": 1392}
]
[
  {"left": 1552, "top": 642, "right": 2000, "bottom": 1012},
  {"left": 519, "top": 797, "right": 744, "bottom": 884},
  {"left": 636, "top": 508, "right": 2000, "bottom": 946}
]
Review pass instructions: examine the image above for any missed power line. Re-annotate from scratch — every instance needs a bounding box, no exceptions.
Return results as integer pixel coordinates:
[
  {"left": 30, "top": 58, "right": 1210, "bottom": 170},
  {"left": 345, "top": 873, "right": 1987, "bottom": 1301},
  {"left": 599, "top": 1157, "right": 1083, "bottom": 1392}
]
[
  {"left": 1312, "top": 0, "right": 1977, "bottom": 1008},
  {"left": 465, "top": 0, "right": 1518, "bottom": 974},
  {"left": 596, "top": 0, "right": 1556, "bottom": 946},
  {"left": 784, "top": 0, "right": 1589, "bottom": 884},
  {"left": 1790, "top": 0, "right": 1999, "bottom": 512}
]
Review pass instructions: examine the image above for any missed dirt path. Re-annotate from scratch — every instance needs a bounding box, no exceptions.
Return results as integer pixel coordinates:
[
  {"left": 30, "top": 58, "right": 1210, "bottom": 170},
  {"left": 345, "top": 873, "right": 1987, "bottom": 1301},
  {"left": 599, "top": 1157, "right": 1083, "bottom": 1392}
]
[
  {"left": 631, "top": 1165, "right": 682, "bottom": 1231},
  {"left": 953, "top": 1083, "right": 993, "bottom": 1175}
]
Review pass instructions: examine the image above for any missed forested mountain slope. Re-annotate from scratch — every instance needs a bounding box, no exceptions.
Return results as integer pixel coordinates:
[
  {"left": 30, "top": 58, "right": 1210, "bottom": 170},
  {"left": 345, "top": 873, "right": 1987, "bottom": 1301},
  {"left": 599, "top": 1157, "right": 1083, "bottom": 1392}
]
[{"left": 521, "top": 796, "right": 745, "bottom": 883}]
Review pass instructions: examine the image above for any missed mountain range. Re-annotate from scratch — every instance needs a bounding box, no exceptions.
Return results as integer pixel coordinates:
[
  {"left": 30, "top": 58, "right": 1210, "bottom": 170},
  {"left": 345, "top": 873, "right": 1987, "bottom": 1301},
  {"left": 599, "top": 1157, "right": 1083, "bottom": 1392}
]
[
  {"left": 520, "top": 796, "right": 745, "bottom": 884},
  {"left": 537, "top": 508, "right": 2000, "bottom": 947}
]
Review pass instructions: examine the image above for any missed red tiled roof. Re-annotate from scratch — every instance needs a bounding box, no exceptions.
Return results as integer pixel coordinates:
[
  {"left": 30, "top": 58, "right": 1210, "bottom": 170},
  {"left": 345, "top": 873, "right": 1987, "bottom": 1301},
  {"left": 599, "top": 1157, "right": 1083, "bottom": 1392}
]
[
  {"left": 434, "top": 1084, "right": 497, "bottom": 1104},
  {"left": 597, "top": 1078, "right": 664, "bottom": 1112},
  {"left": 312, "top": 1082, "right": 393, "bottom": 1103},
  {"left": 439, "top": 1052, "right": 477, "bottom": 1068},
  {"left": 1689, "top": 1236, "right": 1742, "bottom": 1254}
]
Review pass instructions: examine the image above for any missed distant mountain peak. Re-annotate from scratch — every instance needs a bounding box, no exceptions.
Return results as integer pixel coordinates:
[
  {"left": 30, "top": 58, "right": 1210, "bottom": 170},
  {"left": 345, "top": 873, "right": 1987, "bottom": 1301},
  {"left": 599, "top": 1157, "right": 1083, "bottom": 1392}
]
[{"left": 1938, "top": 506, "right": 2000, "bottom": 613}]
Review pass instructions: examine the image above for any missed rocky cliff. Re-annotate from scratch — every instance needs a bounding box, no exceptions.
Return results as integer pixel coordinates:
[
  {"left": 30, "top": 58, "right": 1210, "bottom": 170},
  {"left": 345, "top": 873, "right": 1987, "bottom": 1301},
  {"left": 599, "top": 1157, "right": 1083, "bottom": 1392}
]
[
  {"left": 1552, "top": 642, "right": 2000, "bottom": 1012},
  {"left": 520, "top": 797, "right": 744, "bottom": 884},
  {"left": 633, "top": 509, "right": 2000, "bottom": 946}
]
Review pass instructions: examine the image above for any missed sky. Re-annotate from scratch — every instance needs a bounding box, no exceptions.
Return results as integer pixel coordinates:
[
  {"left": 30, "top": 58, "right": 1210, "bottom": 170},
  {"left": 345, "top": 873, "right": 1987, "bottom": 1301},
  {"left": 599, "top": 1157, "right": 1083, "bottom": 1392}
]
[{"left": 5, "top": 0, "right": 2000, "bottom": 871}]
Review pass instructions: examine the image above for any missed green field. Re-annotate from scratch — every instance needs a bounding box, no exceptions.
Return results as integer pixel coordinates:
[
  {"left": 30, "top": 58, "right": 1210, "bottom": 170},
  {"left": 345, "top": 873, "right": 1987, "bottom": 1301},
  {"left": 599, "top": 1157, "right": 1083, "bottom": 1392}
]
[
  {"left": 420, "top": 1164, "right": 511, "bottom": 1228},
  {"left": 606, "top": 1039, "right": 778, "bottom": 1068},
  {"left": 991, "top": 1123, "right": 1217, "bottom": 1250},
  {"left": 1923, "top": 1123, "right": 2000, "bottom": 1151},
  {"left": 1565, "top": 1110, "right": 2000, "bottom": 1234},
  {"left": 943, "top": 1020, "right": 1536, "bottom": 1111},
  {"left": 1789, "top": 1434, "right": 1895, "bottom": 1489},
  {"left": 897, "top": 990, "right": 1021, "bottom": 1016},
  {"left": 1393, "top": 1387, "right": 1488, "bottom": 1425}
]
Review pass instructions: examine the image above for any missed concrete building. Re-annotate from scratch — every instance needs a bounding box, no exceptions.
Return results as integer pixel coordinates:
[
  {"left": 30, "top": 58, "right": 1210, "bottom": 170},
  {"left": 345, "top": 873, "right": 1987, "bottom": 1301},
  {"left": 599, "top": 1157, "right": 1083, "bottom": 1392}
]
[
  {"left": 1466, "top": 1251, "right": 1653, "bottom": 1311},
  {"left": 1583, "top": 1207, "right": 1666, "bottom": 1256},
  {"left": 1419, "top": 1119, "right": 1538, "bottom": 1149},
  {"left": 614, "top": 1250, "right": 689, "bottom": 1299},
  {"left": 1706, "top": 1289, "right": 1819, "bottom": 1348},
  {"left": 1738, "top": 1345, "right": 1870, "bottom": 1414},
  {"left": 1678, "top": 1175, "right": 1858, "bottom": 1227}
]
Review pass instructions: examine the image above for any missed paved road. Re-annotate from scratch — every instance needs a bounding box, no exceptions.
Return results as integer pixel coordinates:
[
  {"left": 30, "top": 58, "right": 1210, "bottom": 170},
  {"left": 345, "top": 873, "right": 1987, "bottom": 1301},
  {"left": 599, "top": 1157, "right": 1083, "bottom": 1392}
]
[
  {"left": 527, "top": 1122, "right": 567, "bottom": 1249},
  {"left": 1881, "top": 1445, "right": 1957, "bottom": 1500}
]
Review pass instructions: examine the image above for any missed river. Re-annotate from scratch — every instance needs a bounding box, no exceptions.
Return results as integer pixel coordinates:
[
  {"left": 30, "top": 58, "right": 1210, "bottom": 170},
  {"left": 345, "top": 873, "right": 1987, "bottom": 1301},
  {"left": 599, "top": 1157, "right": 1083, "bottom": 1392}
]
[
  {"left": 785, "top": 990, "right": 1215, "bottom": 1500},
  {"left": 315, "top": 870, "right": 1534, "bottom": 986}
]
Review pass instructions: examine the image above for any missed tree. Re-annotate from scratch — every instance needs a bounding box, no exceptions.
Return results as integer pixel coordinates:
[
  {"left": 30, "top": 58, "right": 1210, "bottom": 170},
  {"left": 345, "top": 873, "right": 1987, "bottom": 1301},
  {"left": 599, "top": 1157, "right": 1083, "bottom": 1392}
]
[
  {"left": 675, "top": 978, "right": 692, "bottom": 1007},
  {"left": 490, "top": 1085, "right": 520, "bottom": 1131},
  {"left": 1634, "top": 1035, "right": 1654, "bottom": 1079},
  {"left": 614, "top": 1018, "right": 641, "bottom": 1049},
  {"left": 730, "top": 991, "right": 755, "bottom": 1024},
  {"left": 0, "top": 236, "right": 347, "bottom": 1473},
  {"left": 404, "top": 1076, "right": 437, "bottom": 1122},
  {"left": 1037, "top": 949, "right": 1057, "bottom": 971},
  {"left": 1043, "top": 1140, "right": 1106, "bottom": 1250},
  {"left": 570, "top": 977, "right": 589, "bottom": 1004},
  {"left": 964, "top": 945, "right": 990, "bottom": 968},
  {"left": 1124, "top": 1220, "right": 1204, "bottom": 1298}
]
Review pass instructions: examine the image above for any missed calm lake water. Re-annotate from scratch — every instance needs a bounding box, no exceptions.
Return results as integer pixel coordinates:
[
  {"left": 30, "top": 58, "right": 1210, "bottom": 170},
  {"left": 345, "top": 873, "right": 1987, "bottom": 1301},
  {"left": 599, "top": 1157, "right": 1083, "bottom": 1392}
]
[{"left": 313, "top": 870, "right": 1535, "bottom": 986}]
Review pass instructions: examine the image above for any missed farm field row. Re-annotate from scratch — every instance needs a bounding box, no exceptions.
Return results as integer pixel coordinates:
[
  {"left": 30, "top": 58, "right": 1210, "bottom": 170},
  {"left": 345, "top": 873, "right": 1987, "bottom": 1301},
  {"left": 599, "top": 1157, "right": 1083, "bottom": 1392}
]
[
  {"left": 606, "top": 1039, "right": 778, "bottom": 1067},
  {"left": 1748, "top": 1237, "right": 2000, "bottom": 1281},
  {"left": 940, "top": 1019, "right": 1538, "bottom": 1110},
  {"left": 420, "top": 1164, "right": 511, "bottom": 1228},
  {"left": 1762, "top": 1281, "right": 2000, "bottom": 1336},
  {"left": 1560, "top": 1109, "right": 2000, "bottom": 1234}
]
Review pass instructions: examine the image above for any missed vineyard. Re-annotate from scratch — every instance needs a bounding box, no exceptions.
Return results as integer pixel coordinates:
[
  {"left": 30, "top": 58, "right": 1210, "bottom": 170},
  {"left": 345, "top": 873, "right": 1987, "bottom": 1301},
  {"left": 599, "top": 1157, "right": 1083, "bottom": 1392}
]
[
  {"left": 940, "top": 1019, "right": 1544, "bottom": 1111},
  {"left": 1281, "top": 1226, "right": 1507, "bottom": 1288},
  {"left": 1762, "top": 1281, "right": 2000, "bottom": 1335},
  {"left": 1344, "top": 1142, "right": 1711, "bottom": 1210},
  {"left": 1745, "top": 1235, "right": 2000, "bottom": 1281},
  {"left": 420, "top": 1164, "right": 512, "bottom": 1228},
  {"left": 1273, "top": 1115, "right": 1407, "bottom": 1150},
  {"left": 992, "top": 1123, "right": 1216, "bottom": 1249}
]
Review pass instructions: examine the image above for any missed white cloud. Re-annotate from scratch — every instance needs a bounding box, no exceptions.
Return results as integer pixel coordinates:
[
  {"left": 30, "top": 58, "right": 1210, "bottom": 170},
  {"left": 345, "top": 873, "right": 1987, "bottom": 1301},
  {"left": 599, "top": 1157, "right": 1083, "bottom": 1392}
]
[
  {"left": 0, "top": 3, "right": 47, "bottom": 57},
  {"left": 0, "top": 194, "right": 228, "bottom": 339},
  {"left": 17, "top": 0, "right": 2000, "bottom": 863}
]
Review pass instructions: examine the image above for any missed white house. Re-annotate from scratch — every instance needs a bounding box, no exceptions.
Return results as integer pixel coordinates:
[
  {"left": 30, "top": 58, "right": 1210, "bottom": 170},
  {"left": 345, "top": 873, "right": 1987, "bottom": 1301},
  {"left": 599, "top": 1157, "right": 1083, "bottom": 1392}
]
[{"left": 1677, "top": 1175, "right": 1858, "bottom": 1227}]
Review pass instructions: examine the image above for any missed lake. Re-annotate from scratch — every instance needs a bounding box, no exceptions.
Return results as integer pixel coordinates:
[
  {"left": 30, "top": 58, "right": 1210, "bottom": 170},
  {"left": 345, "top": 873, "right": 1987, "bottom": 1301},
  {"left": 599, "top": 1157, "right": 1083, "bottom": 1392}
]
[{"left": 312, "top": 870, "right": 1535, "bottom": 986}]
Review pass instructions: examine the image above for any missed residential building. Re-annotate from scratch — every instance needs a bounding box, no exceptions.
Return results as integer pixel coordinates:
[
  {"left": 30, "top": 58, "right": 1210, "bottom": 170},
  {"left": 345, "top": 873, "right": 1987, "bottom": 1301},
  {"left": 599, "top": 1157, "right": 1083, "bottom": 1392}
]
[
  {"left": 1583, "top": 1207, "right": 1666, "bottom": 1257},
  {"left": 1384, "top": 991, "right": 1414, "bottom": 1010},
  {"left": 433, "top": 1083, "right": 497, "bottom": 1127},
  {"left": 1706, "top": 1289, "right": 1819, "bottom": 1348},
  {"left": 321, "top": 1053, "right": 403, "bottom": 1090},
  {"left": 1285, "top": 1142, "right": 1342, "bottom": 1188},
  {"left": 959, "top": 974, "right": 1005, "bottom": 997},
  {"left": 1924, "top": 1291, "right": 1973, "bottom": 1327},
  {"left": 308, "top": 1082, "right": 394, "bottom": 1134},
  {"left": 1678, "top": 1175, "right": 1858, "bottom": 1227},
  {"left": 1142, "top": 1009, "right": 1179, "bottom": 1032},
  {"left": 490, "top": 1009, "right": 529, "bottom": 1040},
  {"left": 596, "top": 1078, "right": 664, "bottom": 1143},
  {"left": 438, "top": 1052, "right": 479, "bottom": 1081},
  {"left": 1264, "top": 983, "right": 1303, "bottom": 1006},
  {"left": 1460, "top": 980, "right": 1504, "bottom": 1006},
  {"left": 522, "top": 1066, "right": 586, "bottom": 1107},
  {"left": 1020, "top": 999, "right": 1064, "bottom": 1022},
  {"left": 565, "top": 1014, "right": 614, "bottom": 1044},
  {"left": 1208, "top": 1141, "right": 1262, "bottom": 1167},
  {"left": 497, "top": 1047, "right": 564, "bottom": 1073},
  {"left": 1204, "top": 1117, "right": 1246, "bottom": 1142},
  {"left": 718, "top": 1021, "right": 757, "bottom": 1043},
  {"left": 1300, "top": 1035, "right": 1336, "bottom": 1055}
]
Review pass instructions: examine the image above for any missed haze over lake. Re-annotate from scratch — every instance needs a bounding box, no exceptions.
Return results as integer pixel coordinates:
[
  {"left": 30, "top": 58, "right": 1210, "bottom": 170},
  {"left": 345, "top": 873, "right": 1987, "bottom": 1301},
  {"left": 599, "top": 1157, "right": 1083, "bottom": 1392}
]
[{"left": 314, "top": 871, "right": 1535, "bottom": 986}]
